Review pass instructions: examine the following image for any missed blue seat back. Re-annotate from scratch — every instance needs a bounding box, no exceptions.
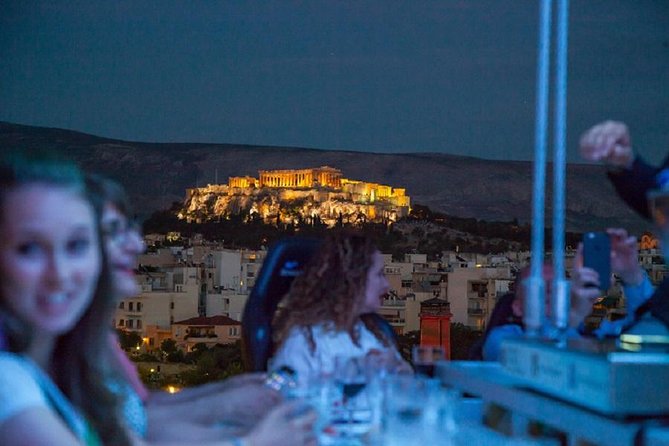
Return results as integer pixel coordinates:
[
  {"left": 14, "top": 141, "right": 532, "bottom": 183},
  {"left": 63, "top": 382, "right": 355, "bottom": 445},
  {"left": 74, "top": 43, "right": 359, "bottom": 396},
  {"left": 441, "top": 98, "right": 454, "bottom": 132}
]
[{"left": 241, "top": 237, "right": 321, "bottom": 371}]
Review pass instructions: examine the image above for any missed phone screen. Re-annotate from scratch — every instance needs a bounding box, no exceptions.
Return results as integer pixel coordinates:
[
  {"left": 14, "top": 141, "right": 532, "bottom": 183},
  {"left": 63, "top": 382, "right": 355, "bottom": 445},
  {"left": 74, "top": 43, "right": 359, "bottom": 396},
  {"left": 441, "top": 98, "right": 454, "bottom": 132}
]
[{"left": 583, "top": 232, "right": 611, "bottom": 291}]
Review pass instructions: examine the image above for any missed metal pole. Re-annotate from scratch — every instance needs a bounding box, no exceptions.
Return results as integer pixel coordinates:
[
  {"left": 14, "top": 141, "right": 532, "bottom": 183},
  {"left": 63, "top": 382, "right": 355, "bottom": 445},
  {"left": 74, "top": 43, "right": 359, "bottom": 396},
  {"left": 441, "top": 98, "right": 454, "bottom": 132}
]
[
  {"left": 552, "top": 0, "right": 570, "bottom": 333},
  {"left": 525, "top": 0, "right": 553, "bottom": 338}
]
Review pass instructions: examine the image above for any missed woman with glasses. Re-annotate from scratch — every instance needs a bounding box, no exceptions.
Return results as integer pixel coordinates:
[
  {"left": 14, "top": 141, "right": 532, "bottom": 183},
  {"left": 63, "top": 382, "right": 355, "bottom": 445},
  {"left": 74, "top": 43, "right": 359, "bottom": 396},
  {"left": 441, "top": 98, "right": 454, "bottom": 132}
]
[{"left": 87, "top": 174, "right": 318, "bottom": 446}]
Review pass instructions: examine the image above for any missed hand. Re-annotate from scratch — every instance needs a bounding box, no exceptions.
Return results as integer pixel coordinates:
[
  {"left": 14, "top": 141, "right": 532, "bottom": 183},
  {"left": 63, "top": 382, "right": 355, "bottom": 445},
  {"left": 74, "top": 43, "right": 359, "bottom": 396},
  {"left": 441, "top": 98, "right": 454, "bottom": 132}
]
[
  {"left": 244, "top": 401, "right": 317, "bottom": 446},
  {"left": 218, "top": 383, "right": 282, "bottom": 425},
  {"left": 607, "top": 227, "right": 644, "bottom": 285},
  {"left": 579, "top": 120, "right": 634, "bottom": 169},
  {"left": 219, "top": 372, "right": 267, "bottom": 389}
]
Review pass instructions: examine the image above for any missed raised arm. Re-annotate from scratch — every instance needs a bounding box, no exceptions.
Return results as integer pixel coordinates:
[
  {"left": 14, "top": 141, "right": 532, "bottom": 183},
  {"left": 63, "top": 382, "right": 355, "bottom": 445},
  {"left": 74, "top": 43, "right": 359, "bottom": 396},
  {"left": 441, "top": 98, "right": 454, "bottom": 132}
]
[{"left": 579, "top": 120, "right": 664, "bottom": 219}]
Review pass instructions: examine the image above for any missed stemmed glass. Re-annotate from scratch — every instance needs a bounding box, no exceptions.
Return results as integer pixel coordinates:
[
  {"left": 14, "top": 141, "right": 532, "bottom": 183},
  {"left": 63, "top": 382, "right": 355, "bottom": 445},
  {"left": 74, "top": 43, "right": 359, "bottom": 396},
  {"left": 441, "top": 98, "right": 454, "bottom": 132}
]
[{"left": 333, "top": 355, "right": 372, "bottom": 442}]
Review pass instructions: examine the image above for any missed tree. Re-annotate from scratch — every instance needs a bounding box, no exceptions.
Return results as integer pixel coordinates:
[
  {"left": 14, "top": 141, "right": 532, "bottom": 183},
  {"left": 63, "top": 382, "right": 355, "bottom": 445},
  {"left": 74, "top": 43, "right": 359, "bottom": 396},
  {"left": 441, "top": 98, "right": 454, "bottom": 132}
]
[
  {"left": 180, "top": 341, "right": 244, "bottom": 386},
  {"left": 160, "top": 338, "right": 178, "bottom": 355},
  {"left": 166, "top": 349, "right": 185, "bottom": 363},
  {"left": 116, "top": 329, "right": 142, "bottom": 351},
  {"left": 184, "top": 342, "right": 210, "bottom": 363}
]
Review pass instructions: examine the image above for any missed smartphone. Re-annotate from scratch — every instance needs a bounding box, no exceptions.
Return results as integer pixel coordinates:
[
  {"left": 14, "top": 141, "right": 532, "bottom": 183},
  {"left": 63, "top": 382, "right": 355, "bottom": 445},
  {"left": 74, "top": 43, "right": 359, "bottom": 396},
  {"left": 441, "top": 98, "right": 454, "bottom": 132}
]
[{"left": 583, "top": 232, "right": 611, "bottom": 291}]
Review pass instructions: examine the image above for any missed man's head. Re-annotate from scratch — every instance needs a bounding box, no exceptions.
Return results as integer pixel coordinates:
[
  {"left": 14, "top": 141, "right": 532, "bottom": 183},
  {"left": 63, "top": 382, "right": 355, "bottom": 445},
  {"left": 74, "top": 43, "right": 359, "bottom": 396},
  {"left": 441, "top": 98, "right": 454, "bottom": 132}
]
[{"left": 511, "top": 263, "right": 555, "bottom": 318}]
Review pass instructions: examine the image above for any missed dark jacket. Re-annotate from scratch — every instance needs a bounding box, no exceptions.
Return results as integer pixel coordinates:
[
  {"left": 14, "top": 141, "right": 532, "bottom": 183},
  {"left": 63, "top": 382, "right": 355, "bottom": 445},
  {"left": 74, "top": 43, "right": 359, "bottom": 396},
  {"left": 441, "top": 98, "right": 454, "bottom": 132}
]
[
  {"left": 468, "top": 292, "right": 523, "bottom": 360},
  {"left": 607, "top": 155, "right": 669, "bottom": 220},
  {"left": 611, "top": 154, "right": 669, "bottom": 331}
]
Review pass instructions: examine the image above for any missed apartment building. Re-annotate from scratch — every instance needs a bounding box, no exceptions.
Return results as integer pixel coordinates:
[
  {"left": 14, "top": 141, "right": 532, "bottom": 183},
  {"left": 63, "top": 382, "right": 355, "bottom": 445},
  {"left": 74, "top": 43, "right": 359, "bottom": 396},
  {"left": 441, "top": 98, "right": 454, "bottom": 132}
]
[
  {"left": 117, "top": 245, "right": 267, "bottom": 349},
  {"left": 114, "top": 267, "right": 201, "bottom": 336},
  {"left": 205, "top": 290, "right": 249, "bottom": 322},
  {"left": 445, "top": 266, "right": 513, "bottom": 330},
  {"left": 210, "top": 249, "right": 267, "bottom": 293},
  {"left": 128, "top": 233, "right": 533, "bottom": 345},
  {"left": 378, "top": 253, "right": 448, "bottom": 335}
]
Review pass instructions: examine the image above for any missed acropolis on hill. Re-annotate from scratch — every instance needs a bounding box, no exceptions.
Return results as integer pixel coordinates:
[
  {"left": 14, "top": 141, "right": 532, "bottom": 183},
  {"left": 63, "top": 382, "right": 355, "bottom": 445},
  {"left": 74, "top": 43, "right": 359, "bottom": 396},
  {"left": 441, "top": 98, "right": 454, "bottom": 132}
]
[{"left": 178, "top": 166, "right": 411, "bottom": 227}]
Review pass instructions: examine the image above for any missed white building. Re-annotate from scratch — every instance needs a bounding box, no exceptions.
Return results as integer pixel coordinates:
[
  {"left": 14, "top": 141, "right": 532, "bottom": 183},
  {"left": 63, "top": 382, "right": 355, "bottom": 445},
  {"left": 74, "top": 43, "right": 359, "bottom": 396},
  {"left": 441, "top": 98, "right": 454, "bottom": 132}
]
[
  {"left": 114, "top": 267, "right": 201, "bottom": 336},
  {"left": 445, "top": 266, "right": 513, "bottom": 330},
  {"left": 205, "top": 290, "right": 249, "bottom": 322},
  {"left": 211, "top": 249, "right": 267, "bottom": 293}
]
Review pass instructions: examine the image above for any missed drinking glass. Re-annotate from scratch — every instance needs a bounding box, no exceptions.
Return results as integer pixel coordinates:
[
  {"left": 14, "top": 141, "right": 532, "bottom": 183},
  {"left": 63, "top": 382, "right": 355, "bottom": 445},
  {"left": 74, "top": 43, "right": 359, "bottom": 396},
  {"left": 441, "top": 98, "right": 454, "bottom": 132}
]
[
  {"left": 383, "top": 374, "right": 456, "bottom": 446},
  {"left": 289, "top": 375, "right": 340, "bottom": 446},
  {"left": 412, "top": 345, "right": 446, "bottom": 377},
  {"left": 331, "top": 355, "right": 374, "bottom": 441}
]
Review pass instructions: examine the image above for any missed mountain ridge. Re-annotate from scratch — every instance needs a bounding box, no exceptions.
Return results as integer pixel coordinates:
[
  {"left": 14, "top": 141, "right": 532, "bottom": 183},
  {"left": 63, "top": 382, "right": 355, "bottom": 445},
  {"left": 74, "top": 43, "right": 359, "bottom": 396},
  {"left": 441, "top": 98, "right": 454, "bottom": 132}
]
[{"left": 0, "top": 121, "right": 648, "bottom": 234}]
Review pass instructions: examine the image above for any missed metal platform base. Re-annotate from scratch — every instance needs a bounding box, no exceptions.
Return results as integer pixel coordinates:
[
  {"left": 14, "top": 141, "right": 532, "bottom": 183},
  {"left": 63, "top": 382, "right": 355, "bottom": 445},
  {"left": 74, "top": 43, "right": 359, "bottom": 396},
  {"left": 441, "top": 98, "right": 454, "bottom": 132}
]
[
  {"left": 500, "top": 337, "right": 669, "bottom": 416},
  {"left": 436, "top": 361, "right": 667, "bottom": 446}
]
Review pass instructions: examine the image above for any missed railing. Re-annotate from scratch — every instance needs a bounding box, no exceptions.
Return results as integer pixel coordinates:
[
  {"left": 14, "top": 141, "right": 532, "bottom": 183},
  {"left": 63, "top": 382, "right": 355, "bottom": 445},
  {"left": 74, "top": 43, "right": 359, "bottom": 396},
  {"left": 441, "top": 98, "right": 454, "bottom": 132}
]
[
  {"left": 184, "top": 335, "right": 218, "bottom": 341},
  {"left": 381, "top": 301, "right": 406, "bottom": 307},
  {"left": 467, "top": 292, "right": 486, "bottom": 300}
]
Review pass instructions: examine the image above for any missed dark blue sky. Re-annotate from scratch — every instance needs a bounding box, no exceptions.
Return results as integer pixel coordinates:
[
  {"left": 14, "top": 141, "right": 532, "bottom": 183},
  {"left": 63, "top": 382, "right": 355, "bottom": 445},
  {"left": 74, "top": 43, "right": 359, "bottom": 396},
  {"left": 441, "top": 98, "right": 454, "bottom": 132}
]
[{"left": 1, "top": 1, "right": 667, "bottom": 163}]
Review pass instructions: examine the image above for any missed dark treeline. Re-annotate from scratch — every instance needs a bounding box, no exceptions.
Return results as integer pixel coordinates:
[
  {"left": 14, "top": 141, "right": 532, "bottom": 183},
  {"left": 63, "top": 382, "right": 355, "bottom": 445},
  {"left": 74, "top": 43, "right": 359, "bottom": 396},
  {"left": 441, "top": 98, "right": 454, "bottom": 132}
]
[
  {"left": 408, "top": 204, "right": 583, "bottom": 251},
  {"left": 142, "top": 202, "right": 582, "bottom": 260}
]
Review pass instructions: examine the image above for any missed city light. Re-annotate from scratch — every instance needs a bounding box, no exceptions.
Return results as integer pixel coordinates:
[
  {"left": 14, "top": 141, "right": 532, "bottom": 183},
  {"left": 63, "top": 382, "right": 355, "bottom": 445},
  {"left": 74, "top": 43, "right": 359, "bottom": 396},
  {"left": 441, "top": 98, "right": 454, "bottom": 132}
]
[{"left": 166, "top": 385, "right": 181, "bottom": 394}]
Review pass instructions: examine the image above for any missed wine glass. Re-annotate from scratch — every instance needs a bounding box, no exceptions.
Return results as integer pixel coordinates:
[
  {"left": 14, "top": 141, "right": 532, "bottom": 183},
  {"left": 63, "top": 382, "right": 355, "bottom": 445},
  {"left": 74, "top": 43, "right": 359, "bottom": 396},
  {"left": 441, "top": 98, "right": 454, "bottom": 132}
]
[{"left": 333, "top": 355, "right": 372, "bottom": 440}]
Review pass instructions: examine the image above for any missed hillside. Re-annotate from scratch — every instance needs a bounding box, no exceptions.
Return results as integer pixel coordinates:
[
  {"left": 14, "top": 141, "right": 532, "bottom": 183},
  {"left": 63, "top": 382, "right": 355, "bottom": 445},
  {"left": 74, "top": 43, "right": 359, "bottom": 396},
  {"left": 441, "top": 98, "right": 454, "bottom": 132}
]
[{"left": 0, "top": 121, "right": 649, "bottom": 234}]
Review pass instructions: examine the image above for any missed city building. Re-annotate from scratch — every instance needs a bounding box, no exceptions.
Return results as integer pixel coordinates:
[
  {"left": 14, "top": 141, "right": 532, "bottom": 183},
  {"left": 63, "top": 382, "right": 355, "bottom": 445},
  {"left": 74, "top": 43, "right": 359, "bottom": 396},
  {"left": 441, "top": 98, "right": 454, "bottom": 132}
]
[
  {"left": 445, "top": 266, "right": 514, "bottom": 330},
  {"left": 172, "top": 315, "right": 242, "bottom": 352},
  {"left": 126, "top": 227, "right": 646, "bottom": 351},
  {"left": 116, "top": 246, "right": 266, "bottom": 350}
]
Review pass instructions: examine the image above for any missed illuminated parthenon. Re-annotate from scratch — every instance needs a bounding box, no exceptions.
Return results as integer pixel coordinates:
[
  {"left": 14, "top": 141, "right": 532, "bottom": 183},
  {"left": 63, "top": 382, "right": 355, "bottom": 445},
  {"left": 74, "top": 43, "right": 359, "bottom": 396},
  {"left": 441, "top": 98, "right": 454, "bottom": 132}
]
[
  {"left": 180, "top": 166, "right": 411, "bottom": 226},
  {"left": 256, "top": 166, "right": 342, "bottom": 189}
]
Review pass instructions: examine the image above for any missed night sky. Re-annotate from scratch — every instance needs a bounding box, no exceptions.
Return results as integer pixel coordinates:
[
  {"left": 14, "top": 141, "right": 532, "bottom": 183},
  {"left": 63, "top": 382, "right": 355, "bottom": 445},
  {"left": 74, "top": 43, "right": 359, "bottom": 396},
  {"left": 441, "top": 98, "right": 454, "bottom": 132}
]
[{"left": 1, "top": 1, "right": 668, "bottom": 163}]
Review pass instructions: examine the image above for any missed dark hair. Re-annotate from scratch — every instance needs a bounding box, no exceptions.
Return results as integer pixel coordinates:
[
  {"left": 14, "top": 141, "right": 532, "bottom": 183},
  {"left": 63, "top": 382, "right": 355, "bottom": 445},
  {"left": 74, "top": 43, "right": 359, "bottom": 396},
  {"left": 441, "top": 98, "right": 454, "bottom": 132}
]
[
  {"left": 85, "top": 173, "right": 133, "bottom": 218},
  {"left": 468, "top": 292, "right": 522, "bottom": 360},
  {"left": 273, "top": 230, "right": 392, "bottom": 352},
  {"left": 0, "top": 150, "right": 131, "bottom": 444}
]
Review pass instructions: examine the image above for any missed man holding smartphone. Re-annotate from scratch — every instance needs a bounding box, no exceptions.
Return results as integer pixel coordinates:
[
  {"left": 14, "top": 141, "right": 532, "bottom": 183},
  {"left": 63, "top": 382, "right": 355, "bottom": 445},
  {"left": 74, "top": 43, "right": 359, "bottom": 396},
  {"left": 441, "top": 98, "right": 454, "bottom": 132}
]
[
  {"left": 579, "top": 120, "right": 669, "bottom": 335},
  {"left": 569, "top": 228, "right": 654, "bottom": 337}
]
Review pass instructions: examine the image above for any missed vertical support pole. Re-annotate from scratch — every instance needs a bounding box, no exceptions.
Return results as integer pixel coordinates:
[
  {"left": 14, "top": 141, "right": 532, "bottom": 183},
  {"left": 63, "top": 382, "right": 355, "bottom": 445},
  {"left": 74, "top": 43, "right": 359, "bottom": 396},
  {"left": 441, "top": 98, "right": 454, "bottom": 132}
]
[
  {"left": 552, "top": 0, "right": 570, "bottom": 333},
  {"left": 526, "top": 0, "right": 553, "bottom": 338}
]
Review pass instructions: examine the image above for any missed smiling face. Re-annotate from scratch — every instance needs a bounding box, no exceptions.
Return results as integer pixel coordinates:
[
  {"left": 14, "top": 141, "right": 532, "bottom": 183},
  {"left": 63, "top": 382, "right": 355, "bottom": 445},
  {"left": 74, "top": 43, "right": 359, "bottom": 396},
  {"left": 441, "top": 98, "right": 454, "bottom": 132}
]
[
  {"left": 0, "top": 184, "right": 101, "bottom": 340},
  {"left": 101, "top": 203, "right": 144, "bottom": 300},
  {"left": 360, "top": 250, "right": 389, "bottom": 314}
]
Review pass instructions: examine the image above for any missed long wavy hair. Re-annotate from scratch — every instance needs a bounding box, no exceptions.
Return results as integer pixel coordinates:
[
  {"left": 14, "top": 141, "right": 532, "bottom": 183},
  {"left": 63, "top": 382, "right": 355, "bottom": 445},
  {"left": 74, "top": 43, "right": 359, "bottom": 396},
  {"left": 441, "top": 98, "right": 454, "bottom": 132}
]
[
  {"left": 273, "top": 231, "right": 392, "bottom": 353},
  {"left": 0, "top": 150, "right": 131, "bottom": 444}
]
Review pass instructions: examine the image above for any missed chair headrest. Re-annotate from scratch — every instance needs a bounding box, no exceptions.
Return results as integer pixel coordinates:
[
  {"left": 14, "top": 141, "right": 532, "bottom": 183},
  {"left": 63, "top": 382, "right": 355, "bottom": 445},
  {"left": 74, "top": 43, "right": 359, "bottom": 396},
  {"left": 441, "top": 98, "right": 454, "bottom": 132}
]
[{"left": 241, "top": 236, "right": 321, "bottom": 371}]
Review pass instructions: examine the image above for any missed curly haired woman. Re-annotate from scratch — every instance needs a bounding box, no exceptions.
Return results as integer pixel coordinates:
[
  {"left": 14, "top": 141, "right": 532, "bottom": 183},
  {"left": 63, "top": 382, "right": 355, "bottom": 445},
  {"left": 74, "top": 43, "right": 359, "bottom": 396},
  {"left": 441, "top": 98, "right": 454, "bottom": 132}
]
[{"left": 271, "top": 232, "right": 408, "bottom": 384}]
